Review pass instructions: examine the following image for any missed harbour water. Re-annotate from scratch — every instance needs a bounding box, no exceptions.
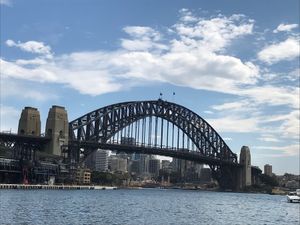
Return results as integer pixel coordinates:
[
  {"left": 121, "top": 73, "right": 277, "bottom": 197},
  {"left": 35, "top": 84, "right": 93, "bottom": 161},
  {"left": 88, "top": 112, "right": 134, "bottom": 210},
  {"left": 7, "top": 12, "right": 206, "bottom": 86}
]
[{"left": 0, "top": 188, "right": 299, "bottom": 225}]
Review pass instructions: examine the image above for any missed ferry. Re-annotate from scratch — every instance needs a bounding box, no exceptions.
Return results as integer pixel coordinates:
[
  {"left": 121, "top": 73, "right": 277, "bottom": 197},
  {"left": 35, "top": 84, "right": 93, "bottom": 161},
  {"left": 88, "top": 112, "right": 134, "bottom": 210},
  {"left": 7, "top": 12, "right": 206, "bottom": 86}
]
[{"left": 287, "top": 189, "right": 300, "bottom": 203}]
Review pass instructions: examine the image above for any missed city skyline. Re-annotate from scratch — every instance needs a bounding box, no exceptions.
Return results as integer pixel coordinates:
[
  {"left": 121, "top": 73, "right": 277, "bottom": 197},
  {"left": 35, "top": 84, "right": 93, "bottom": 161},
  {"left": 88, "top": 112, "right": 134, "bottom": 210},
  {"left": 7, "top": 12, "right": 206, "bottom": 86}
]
[{"left": 0, "top": 0, "right": 299, "bottom": 174}]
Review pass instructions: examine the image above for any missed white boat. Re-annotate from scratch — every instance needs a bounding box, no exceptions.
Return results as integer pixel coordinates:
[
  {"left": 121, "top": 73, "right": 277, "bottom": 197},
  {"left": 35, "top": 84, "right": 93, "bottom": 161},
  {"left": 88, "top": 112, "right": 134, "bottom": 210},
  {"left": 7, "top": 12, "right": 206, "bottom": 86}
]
[{"left": 287, "top": 191, "right": 300, "bottom": 203}]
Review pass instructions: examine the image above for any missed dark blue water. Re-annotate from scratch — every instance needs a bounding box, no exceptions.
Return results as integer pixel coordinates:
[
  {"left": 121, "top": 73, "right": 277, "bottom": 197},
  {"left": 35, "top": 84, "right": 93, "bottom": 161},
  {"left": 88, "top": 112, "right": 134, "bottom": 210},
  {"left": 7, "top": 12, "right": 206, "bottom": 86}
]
[{"left": 0, "top": 188, "right": 299, "bottom": 225}]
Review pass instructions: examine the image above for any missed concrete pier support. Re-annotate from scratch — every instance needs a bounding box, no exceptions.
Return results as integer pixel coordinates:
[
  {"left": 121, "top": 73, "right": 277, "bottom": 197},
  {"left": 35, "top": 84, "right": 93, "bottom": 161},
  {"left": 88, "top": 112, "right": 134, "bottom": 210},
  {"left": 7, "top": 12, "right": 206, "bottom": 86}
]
[
  {"left": 239, "top": 146, "right": 252, "bottom": 189},
  {"left": 45, "top": 106, "right": 69, "bottom": 156},
  {"left": 18, "top": 107, "right": 41, "bottom": 136}
]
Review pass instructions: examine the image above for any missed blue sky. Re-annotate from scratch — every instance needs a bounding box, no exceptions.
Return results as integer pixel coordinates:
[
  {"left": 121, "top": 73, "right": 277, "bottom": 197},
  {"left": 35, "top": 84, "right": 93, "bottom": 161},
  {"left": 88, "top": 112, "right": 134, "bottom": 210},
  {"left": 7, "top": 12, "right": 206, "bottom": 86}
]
[{"left": 0, "top": 0, "right": 299, "bottom": 174}]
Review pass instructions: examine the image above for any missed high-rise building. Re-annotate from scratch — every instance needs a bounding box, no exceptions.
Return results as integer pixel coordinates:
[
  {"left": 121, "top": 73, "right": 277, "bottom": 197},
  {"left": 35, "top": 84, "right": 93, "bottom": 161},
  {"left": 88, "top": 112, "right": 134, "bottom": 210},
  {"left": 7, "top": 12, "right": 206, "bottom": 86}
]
[
  {"left": 264, "top": 164, "right": 272, "bottom": 176},
  {"left": 149, "top": 159, "right": 160, "bottom": 177},
  {"left": 109, "top": 156, "right": 128, "bottom": 173},
  {"left": 139, "top": 154, "right": 150, "bottom": 174},
  {"left": 161, "top": 160, "right": 172, "bottom": 173},
  {"left": 95, "top": 150, "right": 109, "bottom": 172},
  {"left": 84, "top": 149, "right": 109, "bottom": 172},
  {"left": 129, "top": 160, "right": 140, "bottom": 174}
]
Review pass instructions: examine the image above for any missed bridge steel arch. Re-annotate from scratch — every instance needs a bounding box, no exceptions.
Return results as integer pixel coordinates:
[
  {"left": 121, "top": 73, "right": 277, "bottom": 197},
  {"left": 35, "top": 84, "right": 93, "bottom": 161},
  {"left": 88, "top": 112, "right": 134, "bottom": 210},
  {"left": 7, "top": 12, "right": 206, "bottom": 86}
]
[{"left": 68, "top": 100, "right": 241, "bottom": 189}]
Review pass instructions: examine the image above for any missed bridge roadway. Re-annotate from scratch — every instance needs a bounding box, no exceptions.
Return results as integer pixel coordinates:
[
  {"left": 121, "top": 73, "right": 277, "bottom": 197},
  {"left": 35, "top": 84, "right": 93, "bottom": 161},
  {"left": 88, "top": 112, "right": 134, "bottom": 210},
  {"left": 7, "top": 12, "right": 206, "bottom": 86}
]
[
  {"left": 0, "top": 132, "right": 50, "bottom": 144},
  {"left": 69, "top": 141, "right": 242, "bottom": 167}
]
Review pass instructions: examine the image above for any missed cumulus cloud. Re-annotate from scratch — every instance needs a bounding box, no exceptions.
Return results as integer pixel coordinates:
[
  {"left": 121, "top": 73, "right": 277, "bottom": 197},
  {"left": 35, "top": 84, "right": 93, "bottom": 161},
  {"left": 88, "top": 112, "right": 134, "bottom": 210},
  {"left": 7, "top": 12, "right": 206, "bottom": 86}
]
[
  {"left": 179, "top": 8, "right": 198, "bottom": 22},
  {"left": 173, "top": 14, "right": 254, "bottom": 52},
  {"left": 2, "top": 11, "right": 260, "bottom": 96},
  {"left": 287, "top": 68, "right": 300, "bottom": 81},
  {"left": 273, "top": 23, "right": 298, "bottom": 33},
  {"left": 6, "top": 39, "right": 53, "bottom": 58},
  {"left": 121, "top": 26, "right": 167, "bottom": 51},
  {"left": 258, "top": 38, "right": 300, "bottom": 64}
]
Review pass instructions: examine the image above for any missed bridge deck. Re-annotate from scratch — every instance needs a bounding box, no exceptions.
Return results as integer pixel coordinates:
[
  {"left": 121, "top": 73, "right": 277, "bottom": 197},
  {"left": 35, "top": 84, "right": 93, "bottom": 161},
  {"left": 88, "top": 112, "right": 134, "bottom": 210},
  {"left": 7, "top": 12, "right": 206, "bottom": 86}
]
[
  {"left": 70, "top": 141, "right": 241, "bottom": 167},
  {"left": 0, "top": 132, "right": 51, "bottom": 144}
]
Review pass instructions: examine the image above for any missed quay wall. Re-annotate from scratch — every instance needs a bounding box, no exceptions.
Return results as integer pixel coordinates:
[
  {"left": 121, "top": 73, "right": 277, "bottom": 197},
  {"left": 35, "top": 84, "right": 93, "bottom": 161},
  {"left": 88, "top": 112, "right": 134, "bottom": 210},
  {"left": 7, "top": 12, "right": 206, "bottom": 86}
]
[{"left": 0, "top": 184, "right": 117, "bottom": 190}]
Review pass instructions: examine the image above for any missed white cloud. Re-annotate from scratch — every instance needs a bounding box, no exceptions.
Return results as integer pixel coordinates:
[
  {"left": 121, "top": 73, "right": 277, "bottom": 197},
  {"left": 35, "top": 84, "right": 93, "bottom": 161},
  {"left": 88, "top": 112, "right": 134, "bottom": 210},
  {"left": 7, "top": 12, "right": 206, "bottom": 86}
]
[
  {"left": 207, "top": 116, "right": 260, "bottom": 133},
  {"left": 258, "top": 134, "right": 280, "bottom": 143},
  {"left": 121, "top": 26, "right": 167, "bottom": 51},
  {"left": 258, "top": 37, "right": 300, "bottom": 64},
  {"left": 1, "top": 78, "right": 58, "bottom": 101},
  {"left": 287, "top": 68, "right": 300, "bottom": 81},
  {"left": 6, "top": 39, "right": 53, "bottom": 58},
  {"left": 241, "top": 85, "right": 299, "bottom": 109},
  {"left": 0, "top": 105, "right": 19, "bottom": 132},
  {"left": 123, "top": 26, "right": 161, "bottom": 40},
  {"left": 273, "top": 23, "right": 298, "bottom": 33},
  {"left": 277, "top": 110, "right": 300, "bottom": 139},
  {"left": 174, "top": 14, "right": 254, "bottom": 52},
  {"left": 212, "top": 100, "right": 255, "bottom": 112},
  {"left": 0, "top": 0, "right": 12, "bottom": 6},
  {"left": 1, "top": 59, "right": 58, "bottom": 82},
  {"left": 179, "top": 8, "right": 198, "bottom": 22},
  {"left": 253, "top": 144, "right": 299, "bottom": 156},
  {"left": 2, "top": 14, "right": 258, "bottom": 97}
]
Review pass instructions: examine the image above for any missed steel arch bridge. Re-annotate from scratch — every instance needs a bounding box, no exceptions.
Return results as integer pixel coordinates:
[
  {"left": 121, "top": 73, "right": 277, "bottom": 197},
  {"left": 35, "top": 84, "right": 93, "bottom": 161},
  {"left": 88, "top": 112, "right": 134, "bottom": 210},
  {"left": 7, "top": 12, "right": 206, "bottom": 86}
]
[{"left": 68, "top": 99, "right": 241, "bottom": 189}]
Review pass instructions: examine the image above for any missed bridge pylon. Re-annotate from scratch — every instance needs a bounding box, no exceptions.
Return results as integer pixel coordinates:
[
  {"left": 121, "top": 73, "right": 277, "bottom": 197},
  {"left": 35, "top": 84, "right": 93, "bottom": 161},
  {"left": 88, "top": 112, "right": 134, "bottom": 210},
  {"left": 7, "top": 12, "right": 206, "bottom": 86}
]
[
  {"left": 18, "top": 107, "right": 41, "bottom": 136},
  {"left": 239, "top": 146, "right": 252, "bottom": 189},
  {"left": 44, "top": 106, "right": 69, "bottom": 156}
]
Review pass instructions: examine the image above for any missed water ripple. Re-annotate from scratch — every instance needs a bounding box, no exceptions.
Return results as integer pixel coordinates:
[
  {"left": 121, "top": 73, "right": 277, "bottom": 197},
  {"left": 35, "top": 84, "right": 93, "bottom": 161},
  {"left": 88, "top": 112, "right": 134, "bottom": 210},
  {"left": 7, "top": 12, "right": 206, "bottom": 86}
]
[{"left": 0, "top": 189, "right": 299, "bottom": 225}]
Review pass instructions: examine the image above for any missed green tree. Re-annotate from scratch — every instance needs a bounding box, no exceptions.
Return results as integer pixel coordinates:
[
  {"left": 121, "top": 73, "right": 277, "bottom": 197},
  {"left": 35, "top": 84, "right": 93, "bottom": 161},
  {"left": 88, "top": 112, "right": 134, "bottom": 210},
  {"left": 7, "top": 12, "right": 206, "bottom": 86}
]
[{"left": 259, "top": 174, "right": 278, "bottom": 187}]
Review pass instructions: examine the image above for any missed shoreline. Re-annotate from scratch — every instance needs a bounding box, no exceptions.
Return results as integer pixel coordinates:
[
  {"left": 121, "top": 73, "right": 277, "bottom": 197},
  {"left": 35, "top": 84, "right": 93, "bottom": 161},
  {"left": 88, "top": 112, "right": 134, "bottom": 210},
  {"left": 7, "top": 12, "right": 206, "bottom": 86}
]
[{"left": 0, "top": 183, "right": 117, "bottom": 190}]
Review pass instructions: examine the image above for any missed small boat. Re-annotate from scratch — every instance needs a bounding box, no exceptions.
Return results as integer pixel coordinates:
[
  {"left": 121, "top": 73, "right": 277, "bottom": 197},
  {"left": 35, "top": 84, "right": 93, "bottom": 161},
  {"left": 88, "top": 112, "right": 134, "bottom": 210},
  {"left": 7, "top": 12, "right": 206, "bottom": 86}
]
[{"left": 287, "top": 191, "right": 300, "bottom": 203}]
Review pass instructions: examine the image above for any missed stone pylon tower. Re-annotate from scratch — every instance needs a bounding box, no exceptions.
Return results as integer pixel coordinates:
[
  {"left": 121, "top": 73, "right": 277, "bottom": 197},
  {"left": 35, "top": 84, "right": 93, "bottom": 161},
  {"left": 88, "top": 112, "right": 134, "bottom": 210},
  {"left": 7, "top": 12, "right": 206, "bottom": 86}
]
[
  {"left": 45, "top": 106, "right": 69, "bottom": 156},
  {"left": 239, "top": 146, "right": 252, "bottom": 188},
  {"left": 18, "top": 107, "right": 41, "bottom": 136}
]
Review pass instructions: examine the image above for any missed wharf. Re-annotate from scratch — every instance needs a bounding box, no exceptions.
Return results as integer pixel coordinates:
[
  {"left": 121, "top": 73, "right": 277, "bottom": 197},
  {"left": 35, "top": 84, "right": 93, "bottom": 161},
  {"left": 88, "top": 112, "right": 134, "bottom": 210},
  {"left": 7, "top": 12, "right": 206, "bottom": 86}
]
[{"left": 0, "top": 184, "right": 117, "bottom": 190}]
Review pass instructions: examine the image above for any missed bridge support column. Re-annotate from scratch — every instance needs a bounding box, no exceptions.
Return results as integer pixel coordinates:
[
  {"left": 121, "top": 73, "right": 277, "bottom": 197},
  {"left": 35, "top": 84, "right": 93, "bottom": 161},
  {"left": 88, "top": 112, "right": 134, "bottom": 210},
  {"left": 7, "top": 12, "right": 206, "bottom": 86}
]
[
  {"left": 239, "top": 146, "right": 252, "bottom": 189},
  {"left": 212, "top": 165, "right": 241, "bottom": 191}
]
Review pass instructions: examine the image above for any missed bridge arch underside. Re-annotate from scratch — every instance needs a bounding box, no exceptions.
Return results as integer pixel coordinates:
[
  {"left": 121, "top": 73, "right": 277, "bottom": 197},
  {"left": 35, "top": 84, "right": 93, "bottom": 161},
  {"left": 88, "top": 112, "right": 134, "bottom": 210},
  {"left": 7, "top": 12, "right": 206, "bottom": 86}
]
[{"left": 69, "top": 100, "right": 240, "bottom": 190}]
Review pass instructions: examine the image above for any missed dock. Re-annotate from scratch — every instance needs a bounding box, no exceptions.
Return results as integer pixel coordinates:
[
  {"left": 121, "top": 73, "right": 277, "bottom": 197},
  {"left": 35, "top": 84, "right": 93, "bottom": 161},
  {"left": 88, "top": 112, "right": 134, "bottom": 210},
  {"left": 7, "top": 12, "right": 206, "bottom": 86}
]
[{"left": 0, "top": 184, "right": 117, "bottom": 190}]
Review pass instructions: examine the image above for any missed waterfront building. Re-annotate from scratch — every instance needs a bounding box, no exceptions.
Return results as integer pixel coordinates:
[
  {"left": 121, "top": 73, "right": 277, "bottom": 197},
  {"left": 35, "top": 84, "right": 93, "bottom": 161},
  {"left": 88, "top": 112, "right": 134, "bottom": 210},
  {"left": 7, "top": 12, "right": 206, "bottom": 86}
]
[
  {"left": 76, "top": 168, "right": 91, "bottom": 185},
  {"left": 264, "top": 164, "right": 272, "bottom": 176}
]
